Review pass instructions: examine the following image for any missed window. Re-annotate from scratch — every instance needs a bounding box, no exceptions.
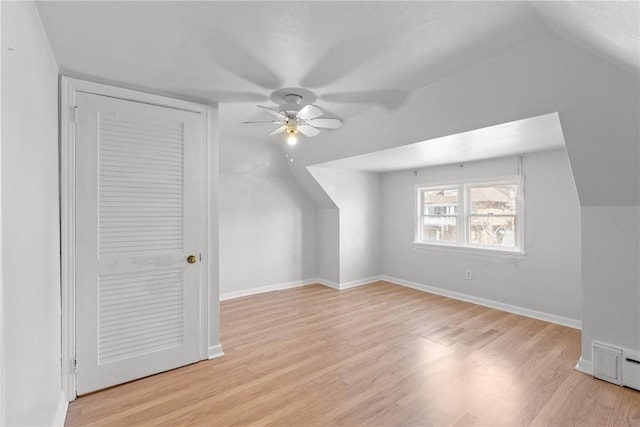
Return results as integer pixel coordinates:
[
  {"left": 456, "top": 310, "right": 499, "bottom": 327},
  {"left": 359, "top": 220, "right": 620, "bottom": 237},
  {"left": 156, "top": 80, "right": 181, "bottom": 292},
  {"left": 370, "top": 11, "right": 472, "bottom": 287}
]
[
  {"left": 416, "top": 178, "right": 523, "bottom": 253},
  {"left": 421, "top": 187, "right": 458, "bottom": 243}
]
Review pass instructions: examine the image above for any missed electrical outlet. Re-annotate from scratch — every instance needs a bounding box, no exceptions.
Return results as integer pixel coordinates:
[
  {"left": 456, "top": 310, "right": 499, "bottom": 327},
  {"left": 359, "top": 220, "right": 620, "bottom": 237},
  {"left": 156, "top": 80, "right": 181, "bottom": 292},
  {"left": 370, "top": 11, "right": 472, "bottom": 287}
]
[{"left": 466, "top": 270, "right": 472, "bottom": 280}]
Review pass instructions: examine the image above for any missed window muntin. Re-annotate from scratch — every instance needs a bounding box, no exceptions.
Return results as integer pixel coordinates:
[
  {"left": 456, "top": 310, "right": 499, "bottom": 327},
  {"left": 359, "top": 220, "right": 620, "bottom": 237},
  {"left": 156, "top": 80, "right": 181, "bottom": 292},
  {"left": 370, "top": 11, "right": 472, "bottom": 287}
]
[{"left": 416, "top": 179, "right": 523, "bottom": 253}]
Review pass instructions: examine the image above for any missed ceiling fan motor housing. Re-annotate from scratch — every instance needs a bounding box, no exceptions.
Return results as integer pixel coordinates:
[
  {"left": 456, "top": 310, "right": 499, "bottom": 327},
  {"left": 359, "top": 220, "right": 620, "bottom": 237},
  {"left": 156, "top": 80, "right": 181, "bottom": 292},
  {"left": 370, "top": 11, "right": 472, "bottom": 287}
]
[
  {"left": 283, "top": 94, "right": 303, "bottom": 104},
  {"left": 281, "top": 94, "right": 303, "bottom": 114},
  {"left": 271, "top": 87, "right": 317, "bottom": 113}
]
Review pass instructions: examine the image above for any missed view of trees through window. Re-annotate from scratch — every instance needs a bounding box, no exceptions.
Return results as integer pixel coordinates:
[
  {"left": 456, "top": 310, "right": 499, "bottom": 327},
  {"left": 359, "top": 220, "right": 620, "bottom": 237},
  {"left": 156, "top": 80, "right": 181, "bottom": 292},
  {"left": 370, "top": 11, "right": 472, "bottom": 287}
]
[
  {"left": 419, "top": 181, "right": 519, "bottom": 249},
  {"left": 469, "top": 184, "right": 516, "bottom": 247}
]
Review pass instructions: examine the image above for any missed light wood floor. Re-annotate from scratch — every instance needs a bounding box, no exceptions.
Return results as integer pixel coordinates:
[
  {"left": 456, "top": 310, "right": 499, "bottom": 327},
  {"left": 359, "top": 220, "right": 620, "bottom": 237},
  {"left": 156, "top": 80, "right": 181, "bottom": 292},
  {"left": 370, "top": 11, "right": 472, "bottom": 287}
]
[{"left": 66, "top": 281, "right": 640, "bottom": 426}]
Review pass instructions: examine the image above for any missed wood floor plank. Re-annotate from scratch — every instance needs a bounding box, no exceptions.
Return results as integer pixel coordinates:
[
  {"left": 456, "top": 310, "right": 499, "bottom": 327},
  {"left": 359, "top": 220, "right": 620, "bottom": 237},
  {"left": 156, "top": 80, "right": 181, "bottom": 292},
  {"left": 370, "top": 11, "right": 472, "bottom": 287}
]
[{"left": 65, "top": 281, "right": 640, "bottom": 426}]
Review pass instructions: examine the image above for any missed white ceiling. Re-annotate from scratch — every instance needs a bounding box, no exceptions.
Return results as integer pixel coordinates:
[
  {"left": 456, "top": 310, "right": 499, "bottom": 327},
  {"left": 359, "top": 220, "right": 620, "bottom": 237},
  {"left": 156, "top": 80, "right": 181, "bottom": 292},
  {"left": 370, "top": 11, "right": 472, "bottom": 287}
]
[
  {"left": 36, "top": 2, "right": 543, "bottom": 102},
  {"left": 36, "top": 1, "right": 639, "bottom": 166},
  {"left": 310, "top": 113, "right": 565, "bottom": 172},
  {"left": 531, "top": 1, "right": 639, "bottom": 76}
]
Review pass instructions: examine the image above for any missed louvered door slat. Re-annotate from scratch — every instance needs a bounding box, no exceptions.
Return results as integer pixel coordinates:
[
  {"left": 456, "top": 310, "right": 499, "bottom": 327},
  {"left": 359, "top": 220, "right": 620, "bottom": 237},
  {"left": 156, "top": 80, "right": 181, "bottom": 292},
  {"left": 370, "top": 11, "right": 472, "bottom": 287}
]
[
  {"left": 98, "top": 267, "right": 184, "bottom": 364},
  {"left": 101, "top": 118, "right": 186, "bottom": 136},
  {"left": 101, "top": 145, "right": 184, "bottom": 159},
  {"left": 99, "top": 120, "right": 184, "bottom": 257}
]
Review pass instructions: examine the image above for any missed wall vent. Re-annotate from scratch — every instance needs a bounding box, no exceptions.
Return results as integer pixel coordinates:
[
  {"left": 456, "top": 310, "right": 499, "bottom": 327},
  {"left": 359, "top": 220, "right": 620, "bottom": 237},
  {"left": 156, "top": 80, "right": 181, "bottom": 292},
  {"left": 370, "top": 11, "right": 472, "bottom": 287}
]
[{"left": 593, "top": 342, "right": 622, "bottom": 385}]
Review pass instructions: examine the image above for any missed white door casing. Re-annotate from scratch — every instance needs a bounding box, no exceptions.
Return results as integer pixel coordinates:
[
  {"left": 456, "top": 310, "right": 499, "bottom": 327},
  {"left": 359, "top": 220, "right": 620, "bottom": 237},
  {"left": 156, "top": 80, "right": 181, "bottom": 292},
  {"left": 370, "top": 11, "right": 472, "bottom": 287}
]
[{"left": 74, "top": 92, "right": 201, "bottom": 395}]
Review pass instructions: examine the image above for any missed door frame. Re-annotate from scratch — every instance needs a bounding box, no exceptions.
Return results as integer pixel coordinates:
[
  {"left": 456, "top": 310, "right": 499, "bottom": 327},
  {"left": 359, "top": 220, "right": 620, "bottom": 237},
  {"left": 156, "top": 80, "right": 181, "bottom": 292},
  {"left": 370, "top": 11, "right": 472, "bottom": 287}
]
[{"left": 60, "top": 76, "right": 218, "bottom": 401}]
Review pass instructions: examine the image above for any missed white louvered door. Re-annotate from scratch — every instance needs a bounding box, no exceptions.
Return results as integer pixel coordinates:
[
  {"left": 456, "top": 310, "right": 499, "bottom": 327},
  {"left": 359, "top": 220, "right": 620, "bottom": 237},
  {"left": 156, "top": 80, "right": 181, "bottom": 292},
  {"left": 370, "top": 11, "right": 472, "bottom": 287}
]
[{"left": 75, "top": 92, "right": 201, "bottom": 395}]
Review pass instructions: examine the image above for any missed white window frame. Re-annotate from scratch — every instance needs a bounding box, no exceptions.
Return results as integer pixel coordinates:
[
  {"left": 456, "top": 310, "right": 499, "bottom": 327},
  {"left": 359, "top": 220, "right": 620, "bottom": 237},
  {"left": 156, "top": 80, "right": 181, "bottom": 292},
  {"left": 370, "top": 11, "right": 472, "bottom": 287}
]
[{"left": 414, "top": 176, "right": 524, "bottom": 256}]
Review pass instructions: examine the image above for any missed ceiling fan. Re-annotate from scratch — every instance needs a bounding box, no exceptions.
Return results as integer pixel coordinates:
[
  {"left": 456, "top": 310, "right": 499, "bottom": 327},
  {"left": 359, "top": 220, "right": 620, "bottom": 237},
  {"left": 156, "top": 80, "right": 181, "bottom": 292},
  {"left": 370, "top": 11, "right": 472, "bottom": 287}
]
[{"left": 244, "top": 88, "right": 343, "bottom": 146}]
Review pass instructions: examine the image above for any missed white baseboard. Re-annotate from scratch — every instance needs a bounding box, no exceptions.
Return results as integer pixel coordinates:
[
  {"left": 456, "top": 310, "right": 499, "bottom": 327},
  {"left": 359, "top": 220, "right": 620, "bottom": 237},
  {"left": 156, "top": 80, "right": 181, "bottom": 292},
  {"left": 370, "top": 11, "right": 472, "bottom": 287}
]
[
  {"left": 315, "top": 278, "right": 340, "bottom": 290},
  {"left": 53, "top": 391, "right": 69, "bottom": 427},
  {"left": 382, "top": 275, "right": 582, "bottom": 330},
  {"left": 575, "top": 356, "right": 593, "bottom": 375},
  {"left": 582, "top": 342, "right": 640, "bottom": 390},
  {"left": 219, "top": 276, "right": 382, "bottom": 300},
  {"left": 219, "top": 275, "right": 580, "bottom": 331},
  {"left": 208, "top": 343, "right": 225, "bottom": 360},
  {"left": 220, "top": 278, "right": 319, "bottom": 301},
  {"left": 338, "top": 275, "right": 384, "bottom": 290},
  {"left": 316, "top": 276, "right": 382, "bottom": 291},
  {"left": 622, "top": 348, "right": 640, "bottom": 390}
]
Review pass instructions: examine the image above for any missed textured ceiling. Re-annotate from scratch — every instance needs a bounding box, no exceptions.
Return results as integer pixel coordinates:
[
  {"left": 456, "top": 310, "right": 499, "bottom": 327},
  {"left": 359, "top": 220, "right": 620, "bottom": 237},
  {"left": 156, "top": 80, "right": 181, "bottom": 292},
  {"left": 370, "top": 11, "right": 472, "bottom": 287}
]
[
  {"left": 532, "top": 1, "right": 639, "bottom": 76},
  {"left": 36, "top": 1, "right": 639, "bottom": 165},
  {"left": 36, "top": 2, "right": 546, "bottom": 101},
  {"left": 37, "top": 2, "right": 548, "bottom": 131}
]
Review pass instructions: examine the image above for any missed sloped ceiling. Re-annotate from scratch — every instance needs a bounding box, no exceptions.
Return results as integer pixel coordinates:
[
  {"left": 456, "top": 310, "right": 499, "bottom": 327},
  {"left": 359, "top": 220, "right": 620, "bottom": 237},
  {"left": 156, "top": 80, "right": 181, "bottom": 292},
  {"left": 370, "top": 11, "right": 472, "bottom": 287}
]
[
  {"left": 35, "top": 1, "right": 639, "bottom": 206},
  {"left": 36, "top": 1, "right": 545, "bottom": 106},
  {"left": 311, "top": 113, "right": 566, "bottom": 172},
  {"left": 532, "top": 1, "right": 639, "bottom": 76},
  {"left": 36, "top": 1, "right": 638, "bottom": 134},
  {"left": 35, "top": 1, "right": 550, "bottom": 143}
]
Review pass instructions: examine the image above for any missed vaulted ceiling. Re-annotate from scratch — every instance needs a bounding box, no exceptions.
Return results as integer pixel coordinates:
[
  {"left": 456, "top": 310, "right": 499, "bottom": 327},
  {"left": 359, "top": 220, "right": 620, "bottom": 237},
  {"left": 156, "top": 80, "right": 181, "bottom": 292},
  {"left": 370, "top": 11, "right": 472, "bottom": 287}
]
[
  {"left": 36, "top": 1, "right": 638, "bottom": 143},
  {"left": 36, "top": 1, "right": 639, "bottom": 206}
]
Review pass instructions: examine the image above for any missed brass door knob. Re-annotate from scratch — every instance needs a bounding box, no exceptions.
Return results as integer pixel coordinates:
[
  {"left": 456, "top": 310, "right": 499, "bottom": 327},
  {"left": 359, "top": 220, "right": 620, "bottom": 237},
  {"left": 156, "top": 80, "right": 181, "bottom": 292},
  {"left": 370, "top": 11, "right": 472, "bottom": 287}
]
[{"left": 187, "top": 255, "right": 197, "bottom": 264}]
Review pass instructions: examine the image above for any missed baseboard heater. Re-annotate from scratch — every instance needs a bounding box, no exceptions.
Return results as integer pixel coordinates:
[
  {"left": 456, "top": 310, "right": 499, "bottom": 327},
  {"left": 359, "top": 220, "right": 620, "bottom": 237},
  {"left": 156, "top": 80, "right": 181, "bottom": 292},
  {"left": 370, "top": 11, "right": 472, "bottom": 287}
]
[
  {"left": 623, "top": 355, "right": 640, "bottom": 391},
  {"left": 593, "top": 341, "right": 640, "bottom": 391}
]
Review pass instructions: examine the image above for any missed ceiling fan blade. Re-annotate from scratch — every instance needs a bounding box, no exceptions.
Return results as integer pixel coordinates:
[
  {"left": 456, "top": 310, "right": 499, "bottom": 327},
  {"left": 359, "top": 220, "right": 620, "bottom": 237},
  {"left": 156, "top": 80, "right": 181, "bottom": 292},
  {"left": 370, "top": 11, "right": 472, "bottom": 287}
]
[
  {"left": 269, "top": 126, "right": 286, "bottom": 136},
  {"left": 306, "top": 118, "right": 343, "bottom": 129},
  {"left": 297, "top": 125, "right": 321, "bottom": 137},
  {"left": 320, "top": 89, "right": 408, "bottom": 111},
  {"left": 243, "top": 120, "right": 285, "bottom": 125},
  {"left": 257, "top": 105, "right": 287, "bottom": 120},
  {"left": 297, "top": 104, "right": 324, "bottom": 120}
]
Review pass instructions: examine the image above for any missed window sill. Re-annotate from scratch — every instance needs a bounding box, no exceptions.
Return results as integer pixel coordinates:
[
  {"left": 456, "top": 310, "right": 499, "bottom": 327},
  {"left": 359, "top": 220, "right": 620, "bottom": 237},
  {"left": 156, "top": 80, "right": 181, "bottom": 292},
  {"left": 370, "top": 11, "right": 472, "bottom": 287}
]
[{"left": 412, "top": 242, "right": 526, "bottom": 259}]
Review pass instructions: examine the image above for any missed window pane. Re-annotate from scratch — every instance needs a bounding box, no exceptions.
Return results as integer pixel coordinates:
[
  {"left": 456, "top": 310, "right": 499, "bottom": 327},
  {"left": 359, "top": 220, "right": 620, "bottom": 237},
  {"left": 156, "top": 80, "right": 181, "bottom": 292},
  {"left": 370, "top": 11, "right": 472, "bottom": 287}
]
[
  {"left": 470, "top": 184, "right": 516, "bottom": 215},
  {"left": 423, "top": 216, "right": 457, "bottom": 242},
  {"left": 422, "top": 188, "right": 457, "bottom": 216},
  {"left": 469, "top": 216, "right": 515, "bottom": 247}
]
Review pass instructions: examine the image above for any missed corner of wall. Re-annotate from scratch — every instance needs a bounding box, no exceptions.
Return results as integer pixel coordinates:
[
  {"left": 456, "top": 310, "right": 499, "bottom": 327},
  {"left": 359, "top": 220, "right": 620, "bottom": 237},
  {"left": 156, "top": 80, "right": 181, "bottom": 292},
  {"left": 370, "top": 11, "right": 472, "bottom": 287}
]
[
  {"left": 575, "top": 356, "right": 593, "bottom": 376},
  {"left": 0, "top": 2, "right": 5, "bottom": 423},
  {"left": 308, "top": 169, "right": 383, "bottom": 283},
  {"left": 207, "top": 344, "right": 225, "bottom": 360},
  {"left": 317, "top": 208, "right": 340, "bottom": 284},
  {"left": 0, "top": 181, "right": 4, "bottom": 422},
  {"left": 207, "top": 104, "right": 222, "bottom": 354},
  {"left": 52, "top": 391, "right": 69, "bottom": 427}
]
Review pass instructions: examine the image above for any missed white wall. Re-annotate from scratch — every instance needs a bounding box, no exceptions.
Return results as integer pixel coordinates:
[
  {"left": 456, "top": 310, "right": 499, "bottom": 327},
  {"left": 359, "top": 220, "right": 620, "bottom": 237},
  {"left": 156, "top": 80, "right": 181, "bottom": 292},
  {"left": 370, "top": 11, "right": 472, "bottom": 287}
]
[
  {"left": 218, "top": 134, "right": 317, "bottom": 295},
  {"left": 207, "top": 106, "right": 222, "bottom": 355},
  {"left": 317, "top": 208, "right": 340, "bottom": 284},
  {"left": 296, "top": 34, "right": 638, "bottom": 366},
  {"left": 0, "top": 2, "right": 4, "bottom": 423},
  {"left": 308, "top": 168, "right": 381, "bottom": 284},
  {"left": 581, "top": 206, "right": 639, "bottom": 357},
  {"left": 381, "top": 150, "right": 582, "bottom": 322},
  {"left": 1, "top": 2, "right": 64, "bottom": 425}
]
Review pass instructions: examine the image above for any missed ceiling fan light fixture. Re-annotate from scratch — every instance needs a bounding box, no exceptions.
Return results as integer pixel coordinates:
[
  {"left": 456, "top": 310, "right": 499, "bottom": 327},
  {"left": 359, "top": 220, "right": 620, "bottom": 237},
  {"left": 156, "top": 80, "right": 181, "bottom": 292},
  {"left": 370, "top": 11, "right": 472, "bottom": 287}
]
[
  {"left": 245, "top": 88, "right": 343, "bottom": 150},
  {"left": 286, "top": 128, "right": 298, "bottom": 146}
]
